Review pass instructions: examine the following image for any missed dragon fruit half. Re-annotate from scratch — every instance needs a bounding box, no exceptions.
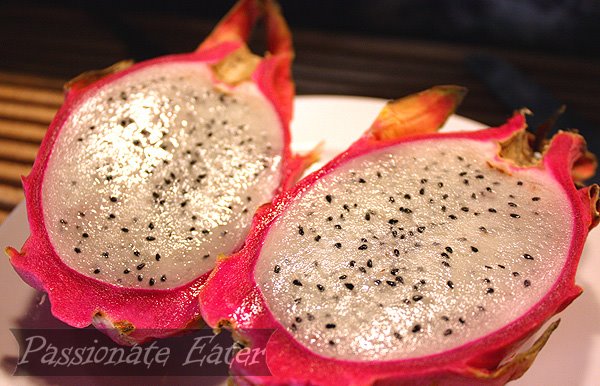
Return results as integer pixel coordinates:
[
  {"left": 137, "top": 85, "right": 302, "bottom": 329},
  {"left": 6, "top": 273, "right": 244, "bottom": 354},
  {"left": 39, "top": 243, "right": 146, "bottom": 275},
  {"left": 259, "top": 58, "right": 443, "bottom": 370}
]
[
  {"left": 200, "top": 86, "right": 599, "bottom": 385},
  {"left": 5, "top": 0, "right": 312, "bottom": 345}
]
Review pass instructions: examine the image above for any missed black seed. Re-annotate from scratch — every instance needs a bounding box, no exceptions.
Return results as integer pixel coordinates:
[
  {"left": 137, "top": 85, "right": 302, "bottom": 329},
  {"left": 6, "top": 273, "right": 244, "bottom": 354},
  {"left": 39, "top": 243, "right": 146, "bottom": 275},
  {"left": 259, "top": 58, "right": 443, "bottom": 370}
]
[
  {"left": 344, "top": 283, "right": 354, "bottom": 290},
  {"left": 325, "top": 195, "right": 332, "bottom": 203},
  {"left": 292, "top": 279, "right": 303, "bottom": 286},
  {"left": 486, "top": 287, "right": 495, "bottom": 294},
  {"left": 417, "top": 226, "right": 425, "bottom": 233},
  {"left": 121, "top": 227, "right": 129, "bottom": 233},
  {"left": 523, "top": 253, "right": 534, "bottom": 260},
  {"left": 74, "top": 247, "right": 81, "bottom": 254},
  {"left": 137, "top": 274, "right": 143, "bottom": 282},
  {"left": 155, "top": 253, "right": 161, "bottom": 261},
  {"left": 202, "top": 229, "right": 210, "bottom": 234},
  {"left": 449, "top": 214, "right": 457, "bottom": 220},
  {"left": 444, "top": 329, "right": 453, "bottom": 336},
  {"left": 524, "top": 279, "right": 531, "bottom": 287},
  {"left": 441, "top": 316, "right": 450, "bottom": 321},
  {"left": 81, "top": 232, "right": 89, "bottom": 238},
  {"left": 420, "top": 178, "right": 428, "bottom": 184},
  {"left": 334, "top": 243, "right": 342, "bottom": 249},
  {"left": 317, "top": 284, "right": 325, "bottom": 292},
  {"left": 148, "top": 222, "right": 155, "bottom": 229},
  {"left": 442, "top": 194, "right": 449, "bottom": 200},
  {"left": 389, "top": 196, "right": 396, "bottom": 203},
  {"left": 314, "top": 235, "right": 321, "bottom": 242},
  {"left": 396, "top": 276, "right": 404, "bottom": 284},
  {"left": 133, "top": 250, "right": 140, "bottom": 257},
  {"left": 137, "top": 263, "right": 145, "bottom": 270},
  {"left": 471, "top": 246, "right": 479, "bottom": 252},
  {"left": 485, "top": 265, "right": 493, "bottom": 269},
  {"left": 412, "top": 295, "right": 423, "bottom": 302},
  {"left": 438, "top": 182, "right": 444, "bottom": 188},
  {"left": 393, "top": 249, "right": 400, "bottom": 257},
  {"left": 386, "top": 280, "right": 397, "bottom": 287},
  {"left": 108, "top": 213, "right": 116, "bottom": 220},
  {"left": 109, "top": 196, "right": 118, "bottom": 203},
  {"left": 339, "top": 275, "right": 347, "bottom": 280},
  {"left": 419, "top": 188, "right": 425, "bottom": 195},
  {"left": 93, "top": 268, "right": 100, "bottom": 274},
  {"left": 358, "top": 244, "right": 368, "bottom": 250},
  {"left": 59, "top": 219, "right": 68, "bottom": 224},
  {"left": 463, "top": 179, "right": 469, "bottom": 185},
  {"left": 441, "top": 206, "right": 447, "bottom": 212},
  {"left": 328, "top": 340, "right": 335, "bottom": 346},
  {"left": 349, "top": 260, "right": 356, "bottom": 267},
  {"left": 364, "top": 213, "right": 371, "bottom": 221},
  {"left": 508, "top": 202, "right": 517, "bottom": 207},
  {"left": 447, "top": 280, "right": 454, "bottom": 289},
  {"left": 298, "top": 226, "right": 304, "bottom": 235},
  {"left": 123, "top": 268, "right": 130, "bottom": 274},
  {"left": 461, "top": 207, "right": 469, "bottom": 212},
  {"left": 510, "top": 213, "right": 521, "bottom": 218},
  {"left": 160, "top": 275, "right": 167, "bottom": 282},
  {"left": 388, "top": 219, "right": 399, "bottom": 224},
  {"left": 358, "top": 178, "right": 366, "bottom": 183},
  {"left": 334, "top": 224, "right": 342, "bottom": 229},
  {"left": 532, "top": 197, "right": 541, "bottom": 201},
  {"left": 488, "top": 208, "right": 497, "bottom": 213},
  {"left": 374, "top": 279, "right": 382, "bottom": 285},
  {"left": 146, "top": 236, "right": 156, "bottom": 241},
  {"left": 412, "top": 324, "right": 422, "bottom": 333},
  {"left": 441, "top": 252, "right": 449, "bottom": 258},
  {"left": 441, "top": 261, "right": 451, "bottom": 267},
  {"left": 102, "top": 252, "right": 109, "bottom": 258},
  {"left": 475, "top": 174, "right": 484, "bottom": 179},
  {"left": 517, "top": 181, "right": 523, "bottom": 186},
  {"left": 325, "top": 323, "right": 336, "bottom": 329},
  {"left": 274, "top": 265, "right": 281, "bottom": 273},
  {"left": 479, "top": 226, "right": 487, "bottom": 232},
  {"left": 445, "top": 246, "right": 453, "bottom": 253},
  {"left": 366, "top": 259, "right": 373, "bottom": 268}
]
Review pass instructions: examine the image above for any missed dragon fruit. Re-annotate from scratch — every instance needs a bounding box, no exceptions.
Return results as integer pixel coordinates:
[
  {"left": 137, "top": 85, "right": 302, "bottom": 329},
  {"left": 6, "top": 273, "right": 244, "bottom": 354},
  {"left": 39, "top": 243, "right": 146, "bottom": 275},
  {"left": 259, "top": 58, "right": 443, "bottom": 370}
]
[
  {"left": 5, "top": 0, "right": 312, "bottom": 345},
  {"left": 199, "top": 86, "right": 599, "bottom": 385}
]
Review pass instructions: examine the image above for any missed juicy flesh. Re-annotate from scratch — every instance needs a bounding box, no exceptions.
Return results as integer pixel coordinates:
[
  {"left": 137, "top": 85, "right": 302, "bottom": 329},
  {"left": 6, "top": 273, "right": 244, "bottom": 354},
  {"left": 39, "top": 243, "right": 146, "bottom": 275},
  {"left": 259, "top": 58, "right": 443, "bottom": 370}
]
[
  {"left": 43, "top": 62, "right": 283, "bottom": 289},
  {"left": 255, "top": 138, "right": 571, "bottom": 361}
]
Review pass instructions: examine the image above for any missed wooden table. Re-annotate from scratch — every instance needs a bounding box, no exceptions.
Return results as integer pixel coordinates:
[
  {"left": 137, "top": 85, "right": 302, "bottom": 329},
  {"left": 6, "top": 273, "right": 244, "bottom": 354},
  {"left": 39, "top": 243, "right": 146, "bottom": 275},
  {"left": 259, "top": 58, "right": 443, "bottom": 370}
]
[{"left": 1, "top": 3, "right": 599, "bottom": 224}]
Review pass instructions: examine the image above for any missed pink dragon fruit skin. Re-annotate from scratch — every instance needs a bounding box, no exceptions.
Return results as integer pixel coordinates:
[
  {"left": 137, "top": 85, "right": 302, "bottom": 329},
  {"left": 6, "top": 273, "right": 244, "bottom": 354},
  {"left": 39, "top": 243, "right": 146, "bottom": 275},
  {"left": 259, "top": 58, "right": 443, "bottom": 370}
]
[
  {"left": 6, "top": 0, "right": 316, "bottom": 345},
  {"left": 199, "top": 86, "right": 599, "bottom": 385}
]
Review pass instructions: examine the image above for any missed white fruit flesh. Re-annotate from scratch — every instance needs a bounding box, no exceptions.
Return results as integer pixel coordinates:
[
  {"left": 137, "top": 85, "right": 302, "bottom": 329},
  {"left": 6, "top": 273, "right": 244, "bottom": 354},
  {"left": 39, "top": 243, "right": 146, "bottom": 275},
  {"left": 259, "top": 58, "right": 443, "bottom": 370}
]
[
  {"left": 255, "top": 138, "right": 571, "bottom": 361},
  {"left": 43, "top": 62, "right": 283, "bottom": 289}
]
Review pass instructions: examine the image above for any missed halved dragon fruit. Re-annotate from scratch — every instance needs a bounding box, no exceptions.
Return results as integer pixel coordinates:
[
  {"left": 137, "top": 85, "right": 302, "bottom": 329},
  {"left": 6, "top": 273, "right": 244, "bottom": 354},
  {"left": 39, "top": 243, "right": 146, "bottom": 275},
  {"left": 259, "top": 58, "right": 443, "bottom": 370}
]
[
  {"left": 200, "top": 86, "right": 599, "bottom": 385},
  {"left": 5, "top": 0, "right": 313, "bottom": 345}
]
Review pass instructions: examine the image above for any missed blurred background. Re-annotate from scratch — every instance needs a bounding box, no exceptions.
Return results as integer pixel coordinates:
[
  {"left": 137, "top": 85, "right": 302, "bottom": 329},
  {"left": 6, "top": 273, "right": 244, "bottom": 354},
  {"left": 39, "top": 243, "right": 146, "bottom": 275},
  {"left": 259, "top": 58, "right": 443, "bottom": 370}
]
[{"left": 0, "top": 0, "right": 599, "bottom": 221}]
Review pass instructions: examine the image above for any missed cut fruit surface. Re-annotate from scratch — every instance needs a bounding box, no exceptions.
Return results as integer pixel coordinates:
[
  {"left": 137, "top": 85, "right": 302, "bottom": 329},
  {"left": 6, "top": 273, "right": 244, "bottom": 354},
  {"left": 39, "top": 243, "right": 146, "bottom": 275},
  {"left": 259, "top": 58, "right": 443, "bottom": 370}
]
[
  {"left": 44, "top": 63, "right": 283, "bottom": 289},
  {"left": 256, "top": 138, "right": 571, "bottom": 361}
]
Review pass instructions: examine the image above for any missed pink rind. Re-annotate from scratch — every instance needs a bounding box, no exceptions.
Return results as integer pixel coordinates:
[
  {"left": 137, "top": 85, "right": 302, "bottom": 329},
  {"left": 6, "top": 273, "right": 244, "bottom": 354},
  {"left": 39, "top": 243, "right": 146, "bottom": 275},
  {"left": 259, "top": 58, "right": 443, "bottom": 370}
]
[
  {"left": 6, "top": 0, "right": 305, "bottom": 345},
  {"left": 200, "top": 107, "right": 598, "bottom": 385}
]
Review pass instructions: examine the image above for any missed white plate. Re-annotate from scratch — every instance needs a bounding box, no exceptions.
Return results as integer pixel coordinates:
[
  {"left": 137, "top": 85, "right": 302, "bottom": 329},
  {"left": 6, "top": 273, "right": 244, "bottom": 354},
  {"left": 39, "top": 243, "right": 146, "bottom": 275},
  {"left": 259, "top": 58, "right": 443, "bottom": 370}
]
[{"left": 0, "top": 95, "right": 598, "bottom": 385}]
